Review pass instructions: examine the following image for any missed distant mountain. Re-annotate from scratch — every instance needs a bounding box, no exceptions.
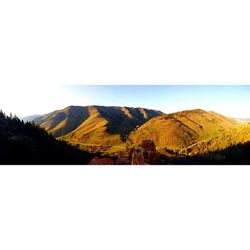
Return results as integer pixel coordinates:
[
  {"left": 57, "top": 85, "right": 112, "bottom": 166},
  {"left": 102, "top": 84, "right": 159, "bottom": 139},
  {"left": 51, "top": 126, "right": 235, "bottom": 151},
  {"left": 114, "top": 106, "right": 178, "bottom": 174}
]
[
  {"left": 0, "top": 111, "right": 94, "bottom": 164},
  {"left": 130, "top": 109, "right": 239, "bottom": 151},
  {"left": 234, "top": 118, "right": 250, "bottom": 124},
  {"left": 21, "top": 114, "right": 42, "bottom": 122},
  {"left": 33, "top": 105, "right": 163, "bottom": 147}
]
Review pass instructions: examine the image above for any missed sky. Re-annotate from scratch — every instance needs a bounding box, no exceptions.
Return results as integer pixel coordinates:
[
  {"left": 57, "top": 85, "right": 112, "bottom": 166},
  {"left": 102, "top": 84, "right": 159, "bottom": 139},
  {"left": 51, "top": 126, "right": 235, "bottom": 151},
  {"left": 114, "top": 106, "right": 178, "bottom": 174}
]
[{"left": 0, "top": 85, "right": 250, "bottom": 118}]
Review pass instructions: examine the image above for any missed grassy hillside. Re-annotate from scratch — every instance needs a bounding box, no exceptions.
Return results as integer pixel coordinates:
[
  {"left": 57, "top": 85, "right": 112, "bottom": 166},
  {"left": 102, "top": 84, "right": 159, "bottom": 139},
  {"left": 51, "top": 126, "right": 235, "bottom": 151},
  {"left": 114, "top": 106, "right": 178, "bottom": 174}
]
[
  {"left": 181, "top": 123, "right": 250, "bottom": 157},
  {"left": 0, "top": 111, "right": 95, "bottom": 164},
  {"left": 130, "top": 109, "right": 239, "bottom": 151},
  {"left": 34, "top": 105, "right": 162, "bottom": 148},
  {"left": 34, "top": 106, "right": 90, "bottom": 137}
]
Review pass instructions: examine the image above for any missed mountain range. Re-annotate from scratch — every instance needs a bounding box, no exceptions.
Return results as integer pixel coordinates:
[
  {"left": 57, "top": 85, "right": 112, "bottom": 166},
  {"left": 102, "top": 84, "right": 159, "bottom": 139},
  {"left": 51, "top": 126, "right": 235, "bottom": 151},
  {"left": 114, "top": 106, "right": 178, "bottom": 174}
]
[
  {"left": 19, "top": 105, "right": 250, "bottom": 164},
  {"left": 31, "top": 105, "right": 162, "bottom": 148}
]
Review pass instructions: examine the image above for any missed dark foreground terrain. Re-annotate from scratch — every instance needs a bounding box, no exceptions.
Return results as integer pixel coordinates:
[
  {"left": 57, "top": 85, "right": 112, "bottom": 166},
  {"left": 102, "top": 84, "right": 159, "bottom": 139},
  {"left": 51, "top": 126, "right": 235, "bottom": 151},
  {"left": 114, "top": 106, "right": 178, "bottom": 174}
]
[{"left": 0, "top": 111, "right": 95, "bottom": 164}]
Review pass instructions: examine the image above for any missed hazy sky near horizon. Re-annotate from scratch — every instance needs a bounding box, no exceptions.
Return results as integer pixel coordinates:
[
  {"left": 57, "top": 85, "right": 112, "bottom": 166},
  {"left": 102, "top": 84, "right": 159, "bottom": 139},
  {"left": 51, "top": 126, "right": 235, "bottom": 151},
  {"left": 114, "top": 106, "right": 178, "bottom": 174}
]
[{"left": 1, "top": 85, "right": 250, "bottom": 118}]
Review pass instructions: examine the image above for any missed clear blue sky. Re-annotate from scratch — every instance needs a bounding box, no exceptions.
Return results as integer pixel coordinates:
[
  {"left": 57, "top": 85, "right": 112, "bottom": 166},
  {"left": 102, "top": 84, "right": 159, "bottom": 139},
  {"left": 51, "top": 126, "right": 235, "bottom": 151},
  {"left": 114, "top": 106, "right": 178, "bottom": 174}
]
[
  {"left": 1, "top": 85, "right": 250, "bottom": 118},
  {"left": 62, "top": 85, "right": 250, "bottom": 118}
]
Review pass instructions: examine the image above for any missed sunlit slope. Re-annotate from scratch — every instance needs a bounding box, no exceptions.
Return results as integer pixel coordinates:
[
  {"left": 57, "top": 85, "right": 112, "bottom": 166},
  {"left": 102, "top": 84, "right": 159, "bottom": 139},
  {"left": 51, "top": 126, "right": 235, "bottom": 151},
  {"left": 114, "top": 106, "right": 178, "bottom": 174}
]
[
  {"left": 34, "top": 105, "right": 162, "bottom": 146},
  {"left": 182, "top": 122, "right": 250, "bottom": 156},
  {"left": 34, "top": 106, "right": 90, "bottom": 137},
  {"left": 130, "top": 109, "right": 239, "bottom": 150},
  {"left": 61, "top": 106, "right": 120, "bottom": 145}
]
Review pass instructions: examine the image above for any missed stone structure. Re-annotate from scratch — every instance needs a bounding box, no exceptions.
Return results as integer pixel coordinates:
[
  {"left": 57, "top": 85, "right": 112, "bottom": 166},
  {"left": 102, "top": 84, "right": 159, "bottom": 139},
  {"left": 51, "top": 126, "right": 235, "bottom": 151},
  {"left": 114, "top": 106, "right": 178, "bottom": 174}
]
[
  {"left": 141, "top": 139, "right": 160, "bottom": 164},
  {"left": 142, "top": 139, "right": 156, "bottom": 151},
  {"left": 89, "top": 156, "right": 115, "bottom": 165},
  {"left": 131, "top": 147, "right": 144, "bottom": 165},
  {"left": 88, "top": 139, "right": 168, "bottom": 165}
]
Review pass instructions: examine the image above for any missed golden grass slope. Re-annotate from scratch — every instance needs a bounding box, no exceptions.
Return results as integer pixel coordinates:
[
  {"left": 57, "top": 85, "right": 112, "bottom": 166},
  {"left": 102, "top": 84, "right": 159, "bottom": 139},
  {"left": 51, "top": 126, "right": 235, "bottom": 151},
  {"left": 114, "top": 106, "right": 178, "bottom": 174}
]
[
  {"left": 34, "top": 105, "right": 163, "bottom": 147},
  {"left": 61, "top": 106, "right": 121, "bottom": 146},
  {"left": 34, "top": 106, "right": 90, "bottom": 137},
  {"left": 130, "top": 109, "right": 239, "bottom": 150},
  {"left": 182, "top": 122, "right": 250, "bottom": 156}
]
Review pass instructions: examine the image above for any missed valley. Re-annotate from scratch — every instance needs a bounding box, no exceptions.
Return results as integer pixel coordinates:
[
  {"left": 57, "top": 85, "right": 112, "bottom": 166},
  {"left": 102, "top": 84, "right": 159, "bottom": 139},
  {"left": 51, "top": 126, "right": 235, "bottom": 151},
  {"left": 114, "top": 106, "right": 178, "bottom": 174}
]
[
  {"left": 31, "top": 105, "right": 162, "bottom": 155},
  {"left": 21, "top": 105, "right": 250, "bottom": 164}
]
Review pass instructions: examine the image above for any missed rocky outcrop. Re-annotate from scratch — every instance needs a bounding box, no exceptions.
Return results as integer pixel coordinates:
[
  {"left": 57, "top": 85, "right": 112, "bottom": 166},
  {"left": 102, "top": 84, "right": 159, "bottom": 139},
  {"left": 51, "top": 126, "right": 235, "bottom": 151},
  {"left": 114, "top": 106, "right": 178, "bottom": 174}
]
[
  {"left": 142, "top": 139, "right": 156, "bottom": 151},
  {"left": 131, "top": 147, "right": 144, "bottom": 165},
  {"left": 130, "top": 140, "right": 168, "bottom": 165},
  {"left": 141, "top": 140, "right": 160, "bottom": 164},
  {"left": 115, "top": 152, "right": 131, "bottom": 165},
  {"left": 89, "top": 140, "right": 168, "bottom": 165},
  {"left": 89, "top": 156, "right": 115, "bottom": 165}
]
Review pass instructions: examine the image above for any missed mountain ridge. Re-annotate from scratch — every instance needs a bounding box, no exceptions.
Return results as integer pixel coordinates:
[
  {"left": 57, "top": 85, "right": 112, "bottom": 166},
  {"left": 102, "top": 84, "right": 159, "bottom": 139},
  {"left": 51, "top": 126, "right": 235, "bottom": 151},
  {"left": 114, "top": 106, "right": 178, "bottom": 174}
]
[
  {"left": 32, "top": 105, "right": 163, "bottom": 148},
  {"left": 130, "top": 109, "right": 239, "bottom": 151},
  {"left": 181, "top": 122, "right": 250, "bottom": 156},
  {"left": 9, "top": 106, "right": 250, "bottom": 164}
]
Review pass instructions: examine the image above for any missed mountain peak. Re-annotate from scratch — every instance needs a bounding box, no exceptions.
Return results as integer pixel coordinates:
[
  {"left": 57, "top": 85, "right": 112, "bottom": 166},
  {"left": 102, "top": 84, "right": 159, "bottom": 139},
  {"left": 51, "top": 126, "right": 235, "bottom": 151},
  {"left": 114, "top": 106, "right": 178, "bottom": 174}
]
[
  {"left": 130, "top": 109, "right": 238, "bottom": 150},
  {"left": 33, "top": 105, "right": 163, "bottom": 146}
]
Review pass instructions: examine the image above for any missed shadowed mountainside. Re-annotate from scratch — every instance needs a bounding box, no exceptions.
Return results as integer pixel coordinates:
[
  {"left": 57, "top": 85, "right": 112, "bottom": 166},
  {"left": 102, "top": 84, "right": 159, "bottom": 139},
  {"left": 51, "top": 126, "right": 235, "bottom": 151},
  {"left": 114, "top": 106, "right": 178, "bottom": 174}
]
[
  {"left": 33, "top": 105, "right": 163, "bottom": 147},
  {"left": 130, "top": 109, "right": 239, "bottom": 151},
  {"left": 0, "top": 111, "right": 95, "bottom": 164}
]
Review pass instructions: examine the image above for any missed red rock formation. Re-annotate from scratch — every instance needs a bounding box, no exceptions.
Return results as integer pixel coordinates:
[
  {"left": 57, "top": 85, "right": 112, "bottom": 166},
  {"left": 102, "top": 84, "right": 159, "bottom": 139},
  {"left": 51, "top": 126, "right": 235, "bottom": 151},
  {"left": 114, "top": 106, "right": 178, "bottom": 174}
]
[
  {"left": 115, "top": 156, "right": 131, "bottom": 165},
  {"left": 140, "top": 140, "right": 160, "bottom": 164},
  {"left": 89, "top": 140, "right": 168, "bottom": 165},
  {"left": 142, "top": 139, "right": 156, "bottom": 151},
  {"left": 131, "top": 147, "right": 144, "bottom": 165},
  {"left": 115, "top": 152, "right": 131, "bottom": 165},
  {"left": 89, "top": 156, "right": 114, "bottom": 165}
]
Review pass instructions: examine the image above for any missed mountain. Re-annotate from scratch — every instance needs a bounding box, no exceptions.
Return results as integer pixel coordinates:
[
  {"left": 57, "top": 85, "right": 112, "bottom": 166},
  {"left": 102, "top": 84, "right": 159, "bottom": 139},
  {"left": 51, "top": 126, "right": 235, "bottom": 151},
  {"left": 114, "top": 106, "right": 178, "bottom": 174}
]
[
  {"left": 0, "top": 111, "right": 95, "bottom": 164},
  {"left": 21, "top": 114, "right": 41, "bottom": 122},
  {"left": 2, "top": 107, "right": 248, "bottom": 165},
  {"left": 175, "top": 122, "right": 250, "bottom": 164},
  {"left": 33, "top": 105, "right": 163, "bottom": 148},
  {"left": 181, "top": 122, "right": 250, "bottom": 157},
  {"left": 234, "top": 118, "right": 250, "bottom": 124},
  {"left": 130, "top": 109, "right": 239, "bottom": 151}
]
